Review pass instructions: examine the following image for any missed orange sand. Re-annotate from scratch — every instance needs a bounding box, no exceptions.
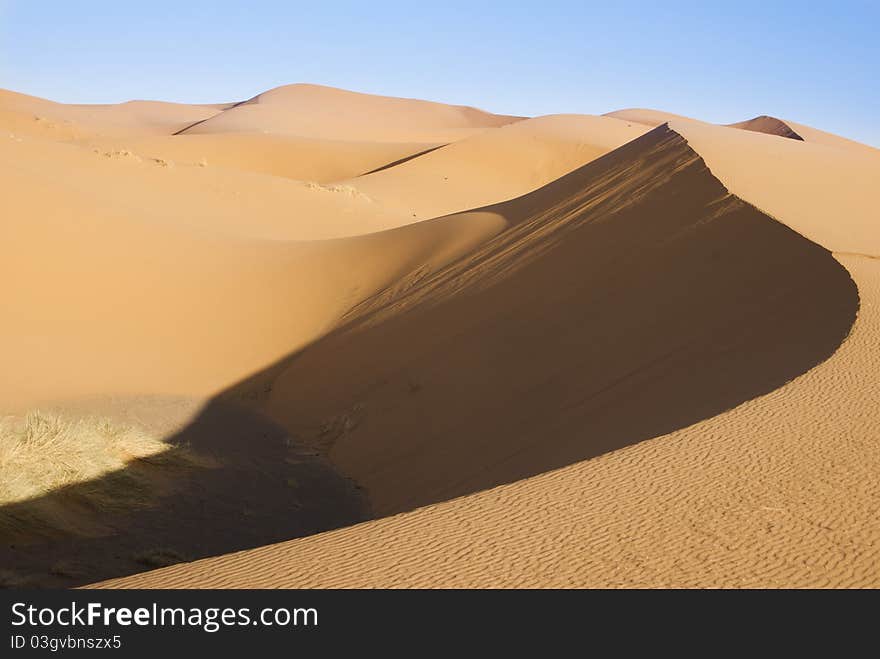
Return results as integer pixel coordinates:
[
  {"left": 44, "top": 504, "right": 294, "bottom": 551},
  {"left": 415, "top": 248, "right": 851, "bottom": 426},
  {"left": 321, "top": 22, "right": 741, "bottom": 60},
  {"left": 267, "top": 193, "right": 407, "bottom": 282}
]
[{"left": 1, "top": 83, "right": 877, "bottom": 588}]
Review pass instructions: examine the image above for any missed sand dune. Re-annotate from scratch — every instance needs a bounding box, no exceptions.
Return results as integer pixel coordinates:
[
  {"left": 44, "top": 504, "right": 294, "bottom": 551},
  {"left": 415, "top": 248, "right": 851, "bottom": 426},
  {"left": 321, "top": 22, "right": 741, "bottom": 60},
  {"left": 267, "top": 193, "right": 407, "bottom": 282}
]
[
  {"left": 727, "top": 115, "right": 804, "bottom": 141},
  {"left": 0, "top": 134, "right": 503, "bottom": 407},
  {"left": 250, "top": 125, "right": 857, "bottom": 516},
  {"left": 1, "top": 130, "right": 409, "bottom": 241},
  {"left": 73, "top": 132, "right": 439, "bottom": 183},
  {"left": 1, "top": 125, "right": 514, "bottom": 410},
  {"left": 342, "top": 114, "right": 650, "bottom": 223},
  {"left": 781, "top": 119, "right": 880, "bottom": 155},
  {"left": 604, "top": 108, "right": 701, "bottom": 127},
  {"left": 0, "top": 85, "right": 532, "bottom": 409},
  {"left": 0, "top": 88, "right": 220, "bottom": 137},
  {"left": 608, "top": 105, "right": 880, "bottom": 155},
  {"left": 671, "top": 119, "right": 880, "bottom": 254},
  {"left": 0, "top": 106, "right": 87, "bottom": 141},
  {"left": 1, "top": 82, "right": 877, "bottom": 589},
  {"left": 92, "top": 116, "right": 879, "bottom": 589},
  {"left": 93, "top": 252, "right": 878, "bottom": 587},
  {"left": 727, "top": 115, "right": 880, "bottom": 155},
  {"left": 177, "top": 83, "right": 522, "bottom": 142}
]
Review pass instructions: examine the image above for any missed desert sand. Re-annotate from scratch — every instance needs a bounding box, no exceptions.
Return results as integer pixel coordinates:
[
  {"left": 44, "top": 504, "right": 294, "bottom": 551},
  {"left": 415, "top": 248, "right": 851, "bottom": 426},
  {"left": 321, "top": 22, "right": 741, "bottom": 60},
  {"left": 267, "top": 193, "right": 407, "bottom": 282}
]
[{"left": 1, "top": 83, "right": 877, "bottom": 588}]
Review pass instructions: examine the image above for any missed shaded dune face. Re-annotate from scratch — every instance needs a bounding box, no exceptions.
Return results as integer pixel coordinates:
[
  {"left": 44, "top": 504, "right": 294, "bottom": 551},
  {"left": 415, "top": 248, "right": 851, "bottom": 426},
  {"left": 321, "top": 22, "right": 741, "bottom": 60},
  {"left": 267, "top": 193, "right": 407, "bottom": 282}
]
[
  {"left": 215, "top": 125, "right": 858, "bottom": 516},
  {"left": 728, "top": 116, "right": 804, "bottom": 141},
  {"left": 0, "top": 399, "right": 368, "bottom": 588},
  {"left": 3, "top": 80, "right": 871, "bottom": 589}
]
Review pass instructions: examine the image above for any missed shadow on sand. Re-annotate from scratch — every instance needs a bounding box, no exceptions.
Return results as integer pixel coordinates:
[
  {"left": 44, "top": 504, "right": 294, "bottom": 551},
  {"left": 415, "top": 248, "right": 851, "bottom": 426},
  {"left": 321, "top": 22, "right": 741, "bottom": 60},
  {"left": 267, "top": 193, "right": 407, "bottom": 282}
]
[
  {"left": 0, "top": 401, "right": 368, "bottom": 587},
  {"left": 0, "top": 126, "right": 860, "bottom": 586}
]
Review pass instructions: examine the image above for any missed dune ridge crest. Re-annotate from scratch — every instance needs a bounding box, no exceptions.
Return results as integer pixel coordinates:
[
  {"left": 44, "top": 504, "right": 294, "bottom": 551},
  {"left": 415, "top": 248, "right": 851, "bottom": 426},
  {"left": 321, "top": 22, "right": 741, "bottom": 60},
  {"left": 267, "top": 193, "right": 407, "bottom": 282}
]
[
  {"left": 90, "top": 125, "right": 870, "bottom": 589},
  {"left": 176, "top": 82, "right": 523, "bottom": 142},
  {"left": 1, "top": 82, "right": 876, "bottom": 589},
  {"left": 727, "top": 115, "right": 804, "bottom": 141}
]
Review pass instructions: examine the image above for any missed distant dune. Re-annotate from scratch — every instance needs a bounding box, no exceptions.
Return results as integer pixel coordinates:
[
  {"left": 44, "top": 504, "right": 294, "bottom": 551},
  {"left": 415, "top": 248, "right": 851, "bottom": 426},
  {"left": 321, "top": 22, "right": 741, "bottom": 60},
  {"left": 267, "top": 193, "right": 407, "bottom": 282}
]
[
  {"left": 1, "top": 83, "right": 877, "bottom": 588},
  {"left": 249, "top": 125, "right": 858, "bottom": 517},
  {"left": 177, "top": 83, "right": 522, "bottom": 142},
  {"left": 607, "top": 105, "right": 880, "bottom": 155},
  {"left": 342, "top": 114, "right": 651, "bottom": 222},
  {"left": 727, "top": 115, "right": 804, "bottom": 141},
  {"left": 75, "top": 133, "right": 442, "bottom": 183},
  {"left": 0, "top": 88, "right": 221, "bottom": 137},
  {"left": 780, "top": 118, "right": 880, "bottom": 155},
  {"left": 603, "top": 107, "right": 701, "bottom": 126}
]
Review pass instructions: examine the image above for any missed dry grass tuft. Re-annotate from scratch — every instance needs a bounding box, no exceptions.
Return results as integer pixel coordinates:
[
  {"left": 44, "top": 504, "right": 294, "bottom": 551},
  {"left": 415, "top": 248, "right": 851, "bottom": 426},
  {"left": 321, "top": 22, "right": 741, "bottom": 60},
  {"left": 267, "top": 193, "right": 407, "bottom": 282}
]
[
  {"left": 0, "top": 411, "right": 208, "bottom": 536},
  {"left": 0, "top": 569, "right": 28, "bottom": 588},
  {"left": 133, "top": 548, "right": 188, "bottom": 568},
  {"left": 49, "top": 560, "right": 83, "bottom": 579}
]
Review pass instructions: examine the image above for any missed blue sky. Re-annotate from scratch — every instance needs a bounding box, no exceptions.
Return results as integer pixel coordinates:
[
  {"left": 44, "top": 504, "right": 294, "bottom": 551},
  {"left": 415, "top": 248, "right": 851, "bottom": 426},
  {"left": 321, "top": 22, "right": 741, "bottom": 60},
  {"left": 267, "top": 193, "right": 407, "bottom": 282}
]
[{"left": 1, "top": 1, "right": 877, "bottom": 145}]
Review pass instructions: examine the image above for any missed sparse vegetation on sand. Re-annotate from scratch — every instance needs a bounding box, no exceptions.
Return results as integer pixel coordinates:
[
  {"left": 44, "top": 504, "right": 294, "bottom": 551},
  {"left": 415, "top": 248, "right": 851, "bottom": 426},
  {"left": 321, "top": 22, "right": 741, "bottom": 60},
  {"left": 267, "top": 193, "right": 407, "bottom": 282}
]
[
  {"left": 0, "top": 569, "right": 28, "bottom": 588},
  {"left": 0, "top": 411, "right": 207, "bottom": 535},
  {"left": 133, "top": 548, "right": 188, "bottom": 568},
  {"left": 48, "top": 560, "right": 82, "bottom": 579}
]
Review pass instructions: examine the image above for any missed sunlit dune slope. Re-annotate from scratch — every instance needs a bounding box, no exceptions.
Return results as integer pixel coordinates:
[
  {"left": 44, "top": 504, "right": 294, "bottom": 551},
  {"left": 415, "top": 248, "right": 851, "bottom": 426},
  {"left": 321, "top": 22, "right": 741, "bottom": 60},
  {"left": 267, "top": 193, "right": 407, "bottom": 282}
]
[
  {"left": 93, "top": 252, "right": 879, "bottom": 588},
  {"left": 5, "top": 81, "right": 877, "bottom": 589},
  {"left": 177, "top": 83, "right": 522, "bottom": 142},
  {"left": 607, "top": 104, "right": 880, "bottom": 155},
  {"left": 0, "top": 88, "right": 220, "bottom": 137},
  {"left": 92, "top": 122, "right": 877, "bottom": 589},
  {"left": 251, "top": 125, "right": 858, "bottom": 516},
  {"left": 671, "top": 119, "right": 880, "bottom": 254},
  {"left": 343, "top": 114, "right": 650, "bottom": 222},
  {"left": 0, "top": 133, "right": 507, "bottom": 408},
  {"left": 0, "top": 106, "right": 87, "bottom": 141},
  {"left": 727, "top": 115, "right": 880, "bottom": 154},
  {"left": 781, "top": 119, "right": 880, "bottom": 155},
  {"left": 74, "top": 132, "right": 439, "bottom": 183},
  {"left": 0, "top": 132, "right": 406, "bottom": 240},
  {"left": 603, "top": 108, "right": 700, "bottom": 126}
]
